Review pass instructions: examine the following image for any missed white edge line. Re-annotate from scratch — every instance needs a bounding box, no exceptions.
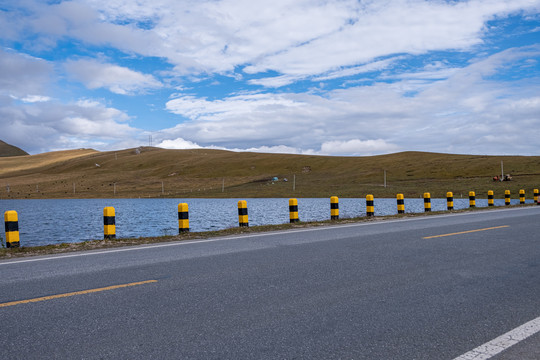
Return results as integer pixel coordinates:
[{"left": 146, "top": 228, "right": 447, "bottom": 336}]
[
  {"left": 453, "top": 316, "right": 540, "bottom": 360},
  {"left": 1, "top": 206, "right": 537, "bottom": 266}
]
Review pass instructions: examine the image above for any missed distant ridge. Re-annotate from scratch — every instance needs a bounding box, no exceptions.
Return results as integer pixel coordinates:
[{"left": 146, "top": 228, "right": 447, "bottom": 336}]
[{"left": 0, "top": 140, "right": 29, "bottom": 157}]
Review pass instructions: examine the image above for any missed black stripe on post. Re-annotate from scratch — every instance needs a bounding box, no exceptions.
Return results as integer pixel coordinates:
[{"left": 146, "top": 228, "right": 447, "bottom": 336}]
[
  {"left": 5, "top": 221, "right": 18, "bottom": 232},
  {"left": 289, "top": 205, "right": 298, "bottom": 212},
  {"left": 330, "top": 203, "right": 339, "bottom": 209},
  {"left": 103, "top": 216, "right": 116, "bottom": 226},
  {"left": 178, "top": 212, "right": 189, "bottom": 220},
  {"left": 238, "top": 208, "right": 248, "bottom": 216}
]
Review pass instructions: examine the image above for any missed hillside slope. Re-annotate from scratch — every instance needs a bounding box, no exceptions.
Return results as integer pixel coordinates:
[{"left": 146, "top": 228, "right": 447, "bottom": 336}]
[
  {"left": 0, "top": 140, "right": 29, "bottom": 157},
  {"left": 0, "top": 147, "right": 539, "bottom": 199}
]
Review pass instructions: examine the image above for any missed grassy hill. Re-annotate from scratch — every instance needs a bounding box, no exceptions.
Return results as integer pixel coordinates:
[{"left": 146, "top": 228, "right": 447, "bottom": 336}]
[
  {"left": 0, "top": 140, "right": 29, "bottom": 157},
  {"left": 0, "top": 146, "right": 539, "bottom": 199}
]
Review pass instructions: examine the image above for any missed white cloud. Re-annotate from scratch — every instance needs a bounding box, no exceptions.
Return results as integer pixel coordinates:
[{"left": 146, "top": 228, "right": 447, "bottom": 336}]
[
  {"left": 21, "top": 95, "right": 52, "bottom": 103},
  {"left": 157, "top": 138, "right": 201, "bottom": 149},
  {"left": 320, "top": 139, "right": 400, "bottom": 156},
  {"left": 9, "top": 0, "right": 540, "bottom": 81},
  {"left": 0, "top": 48, "right": 52, "bottom": 98},
  {"left": 158, "top": 45, "right": 540, "bottom": 155},
  {"left": 64, "top": 59, "right": 162, "bottom": 95},
  {"left": 0, "top": 94, "right": 141, "bottom": 154}
]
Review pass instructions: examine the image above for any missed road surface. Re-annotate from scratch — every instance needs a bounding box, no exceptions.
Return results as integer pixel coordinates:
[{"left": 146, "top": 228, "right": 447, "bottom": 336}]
[{"left": 0, "top": 207, "right": 538, "bottom": 359}]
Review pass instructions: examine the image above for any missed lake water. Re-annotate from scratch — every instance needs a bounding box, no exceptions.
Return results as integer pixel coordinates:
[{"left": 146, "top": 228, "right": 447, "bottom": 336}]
[{"left": 0, "top": 197, "right": 530, "bottom": 247}]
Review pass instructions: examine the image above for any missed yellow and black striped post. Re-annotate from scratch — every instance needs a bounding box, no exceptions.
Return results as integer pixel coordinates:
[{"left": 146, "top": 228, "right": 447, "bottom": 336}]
[
  {"left": 178, "top": 203, "right": 189, "bottom": 233},
  {"left": 519, "top": 189, "right": 525, "bottom": 204},
  {"left": 469, "top": 191, "right": 476, "bottom": 208},
  {"left": 103, "top": 207, "right": 116, "bottom": 239},
  {"left": 488, "top": 190, "right": 494, "bottom": 206},
  {"left": 447, "top": 192, "right": 454, "bottom": 210},
  {"left": 534, "top": 189, "right": 539, "bottom": 203},
  {"left": 238, "top": 200, "right": 248, "bottom": 227},
  {"left": 330, "top": 196, "right": 339, "bottom": 220},
  {"left": 366, "top": 195, "right": 374, "bottom": 216},
  {"left": 4, "top": 210, "right": 20, "bottom": 248},
  {"left": 396, "top": 194, "right": 405, "bottom": 214},
  {"left": 424, "top": 193, "right": 431, "bottom": 212},
  {"left": 505, "top": 190, "right": 511, "bottom": 206},
  {"left": 289, "top": 198, "right": 299, "bottom": 223}
]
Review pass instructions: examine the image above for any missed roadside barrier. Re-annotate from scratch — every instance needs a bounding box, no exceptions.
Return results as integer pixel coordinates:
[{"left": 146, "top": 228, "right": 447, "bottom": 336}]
[
  {"left": 366, "top": 195, "right": 374, "bottom": 216},
  {"left": 447, "top": 192, "right": 454, "bottom": 210},
  {"left": 103, "top": 207, "right": 116, "bottom": 239},
  {"left": 238, "top": 200, "right": 249, "bottom": 227},
  {"left": 330, "top": 196, "right": 339, "bottom": 220},
  {"left": 6, "top": 189, "right": 540, "bottom": 248},
  {"left": 469, "top": 191, "right": 476, "bottom": 208},
  {"left": 424, "top": 193, "right": 431, "bottom": 212},
  {"left": 4, "top": 210, "right": 20, "bottom": 248},
  {"left": 397, "top": 194, "right": 405, "bottom": 214},
  {"left": 289, "top": 198, "right": 299, "bottom": 223},
  {"left": 178, "top": 203, "right": 189, "bottom": 233}
]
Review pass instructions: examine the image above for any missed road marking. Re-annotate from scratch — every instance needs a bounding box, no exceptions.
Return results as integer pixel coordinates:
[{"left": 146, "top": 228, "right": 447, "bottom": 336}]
[
  {"left": 453, "top": 316, "right": 540, "bottom": 360},
  {"left": 0, "top": 280, "right": 157, "bottom": 308},
  {"left": 423, "top": 225, "right": 509, "bottom": 239}
]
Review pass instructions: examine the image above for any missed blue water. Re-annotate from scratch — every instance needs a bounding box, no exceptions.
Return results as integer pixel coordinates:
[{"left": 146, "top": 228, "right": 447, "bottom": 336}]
[{"left": 0, "top": 197, "right": 530, "bottom": 247}]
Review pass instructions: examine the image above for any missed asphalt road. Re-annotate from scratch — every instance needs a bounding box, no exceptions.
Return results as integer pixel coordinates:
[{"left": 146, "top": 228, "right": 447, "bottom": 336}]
[{"left": 0, "top": 207, "right": 538, "bottom": 359}]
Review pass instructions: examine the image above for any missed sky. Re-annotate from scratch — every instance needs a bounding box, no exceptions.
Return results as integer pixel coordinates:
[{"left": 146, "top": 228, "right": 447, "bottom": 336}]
[{"left": 0, "top": 0, "right": 539, "bottom": 156}]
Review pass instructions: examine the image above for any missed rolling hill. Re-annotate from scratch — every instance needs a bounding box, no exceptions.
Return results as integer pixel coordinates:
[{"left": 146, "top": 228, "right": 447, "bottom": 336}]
[
  {"left": 0, "top": 140, "right": 29, "bottom": 157},
  {"left": 0, "top": 146, "right": 539, "bottom": 199}
]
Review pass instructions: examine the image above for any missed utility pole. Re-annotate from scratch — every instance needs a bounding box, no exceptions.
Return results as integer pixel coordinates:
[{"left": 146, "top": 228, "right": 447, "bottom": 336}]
[
  {"left": 293, "top": 175, "right": 296, "bottom": 191},
  {"left": 222, "top": 178, "right": 225, "bottom": 193},
  {"left": 501, "top": 161, "right": 504, "bottom": 181},
  {"left": 384, "top": 170, "right": 387, "bottom": 188}
]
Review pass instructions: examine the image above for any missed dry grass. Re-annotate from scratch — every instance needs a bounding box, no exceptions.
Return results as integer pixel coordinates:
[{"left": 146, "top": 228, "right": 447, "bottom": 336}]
[{"left": 0, "top": 147, "right": 539, "bottom": 199}]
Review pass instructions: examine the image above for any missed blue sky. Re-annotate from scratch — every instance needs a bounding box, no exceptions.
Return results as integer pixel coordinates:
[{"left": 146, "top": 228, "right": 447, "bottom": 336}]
[{"left": 1, "top": 0, "right": 539, "bottom": 155}]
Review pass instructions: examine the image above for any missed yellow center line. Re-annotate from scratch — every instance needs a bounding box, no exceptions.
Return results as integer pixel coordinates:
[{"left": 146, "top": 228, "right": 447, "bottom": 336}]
[
  {"left": 0, "top": 279, "right": 157, "bottom": 308},
  {"left": 423, "top": 225, "right": 509, "bottom": 239}
]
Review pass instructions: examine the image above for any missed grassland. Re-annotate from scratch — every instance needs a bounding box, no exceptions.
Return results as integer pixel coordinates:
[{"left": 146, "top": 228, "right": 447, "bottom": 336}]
[{"left": 1, "top": 147, "right": 540, "bottom": 200}]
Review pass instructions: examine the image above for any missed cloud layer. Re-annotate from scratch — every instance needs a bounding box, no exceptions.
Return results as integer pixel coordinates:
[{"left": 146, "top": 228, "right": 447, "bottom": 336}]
[{"left": 0, "top": 0, "right": 539, "bottom": 155}]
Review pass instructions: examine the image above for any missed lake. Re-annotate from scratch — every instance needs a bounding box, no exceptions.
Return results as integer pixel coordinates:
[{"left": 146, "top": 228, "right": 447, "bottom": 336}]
[{"left": 0, "top": 197, "right": 528, "bottom": 247}]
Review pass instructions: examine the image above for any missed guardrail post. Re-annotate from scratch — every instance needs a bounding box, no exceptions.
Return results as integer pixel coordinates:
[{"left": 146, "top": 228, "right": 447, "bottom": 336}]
[
  {"left": 178, "top": 203, "right": 189, "bottom": 233},
  {"left": 238, "top": 200, "right": 248, "bottom": 227},
  {"left": 289, "top": 198, "right": 299, "bottom": 223},
  {"left": 366, "top": 195, "right": 374, "bottom": 216},
  {"left": 396, "top": 194, "right": 405, "bottom": 214},
  {"left": 505, "top": 190, "right": 511, "bottom": 206},
  {"left": 534, "top": 189, "right": 539, "bottom": 203},
  {"left": 330, "top": 196, "right": 339, "bottom": 220},
  {"left": 447, "top": 192, "right": 454, "bottom": 210},
  {"left": 488, "top": 190, "right": 494, "bottom": 206},
  {"left": 103, "top": 207, "right": 116, "bottom": 239},
  {"left": 519, "top": 189, "right": 525, "bottom": 204},
  {"left": 469, "top": 191, "right": 476, "bottom": 208},
  {"left": 4, "top": 210, "right": 20, "bottom": 248},
  {"left": 424, "top": 193, "right": 431, "bottom": 212}
]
